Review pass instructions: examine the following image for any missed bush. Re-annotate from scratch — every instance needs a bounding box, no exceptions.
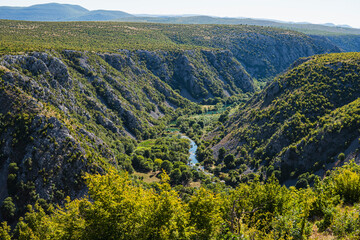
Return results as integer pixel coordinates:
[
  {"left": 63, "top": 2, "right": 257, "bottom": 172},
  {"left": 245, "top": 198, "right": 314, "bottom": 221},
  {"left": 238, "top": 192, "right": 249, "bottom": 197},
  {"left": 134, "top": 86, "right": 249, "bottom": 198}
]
[
  {"left": 218, "top": 147, "right": 226, "bottom": 162},
  {"left": 170, "top": 168, "right": 182, "bottom": 185},
  {"left": 122, "top": 159, "right": 134, "bottom": 174},
  {"left": 331, "top": 206, "right": 360, "bottom": 238},
  {"left": 295, "top": 178, "right": 309, "bottom": 189},
  {"left": 331, "top": 162, "right": 360, "bottom": 203},
  {"left": 338, "top": 152, "right": 345, "bottom": 161},
  {"left": 0, "top": 222, "right": 11, "bottom": 240},
  {"left": 8, "top": 162, "right": 19, "bottom": 174}
]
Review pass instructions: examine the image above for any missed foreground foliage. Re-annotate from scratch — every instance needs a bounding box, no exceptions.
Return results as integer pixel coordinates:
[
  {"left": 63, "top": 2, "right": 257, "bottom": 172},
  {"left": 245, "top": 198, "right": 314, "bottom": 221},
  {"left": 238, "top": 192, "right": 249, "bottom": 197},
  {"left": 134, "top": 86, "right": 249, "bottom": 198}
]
[{"left": 2, "top": 161, "right": 360, "bottom": 239}]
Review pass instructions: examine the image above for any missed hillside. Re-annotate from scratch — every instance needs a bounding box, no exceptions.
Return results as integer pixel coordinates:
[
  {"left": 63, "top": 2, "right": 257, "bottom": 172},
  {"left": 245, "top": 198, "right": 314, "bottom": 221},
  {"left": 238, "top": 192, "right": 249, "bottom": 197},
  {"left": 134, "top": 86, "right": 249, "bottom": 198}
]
[
  {"left": 120, "top": 16, "right": 360, "bottom": 53},
  {"left": 67, "top": 10, "right": 134, "bottom": 21},
  {"left": 119, "top": 15, "right": 360, "bottom": 53},
  {"left": 0, "top": 49, "right": 195, "bottom": 220},
  {"left": 0, "top": 20, "right": 340, "bottom": 84},
  {"left": 206, "top": 52, "right": 360, "bottom": 185}
]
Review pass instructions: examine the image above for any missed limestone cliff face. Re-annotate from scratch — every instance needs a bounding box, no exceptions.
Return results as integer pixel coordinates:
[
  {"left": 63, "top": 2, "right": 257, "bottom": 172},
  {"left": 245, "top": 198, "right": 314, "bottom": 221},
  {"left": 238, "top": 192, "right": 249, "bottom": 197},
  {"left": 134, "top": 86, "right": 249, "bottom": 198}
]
[
  {"left": 134, "top": 49, "right": 255, "bottom": 99},
  {"left": 227, "top": 34, "right": 340, "bottom": 80},
  {"left": 164, "top": 26, "right": 341, "bottom": 81},
  {"left": 0, "top": 49, "right": 254, "bottom": 142},
  {"left": 1, "top": 51, "right": 186, "bottom": 137}
]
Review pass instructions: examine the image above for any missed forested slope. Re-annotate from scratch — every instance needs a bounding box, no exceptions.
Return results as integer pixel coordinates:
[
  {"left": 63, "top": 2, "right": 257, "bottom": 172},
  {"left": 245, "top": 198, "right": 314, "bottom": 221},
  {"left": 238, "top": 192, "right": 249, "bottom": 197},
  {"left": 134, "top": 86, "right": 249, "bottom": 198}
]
[{"left": 207, "top": 52, "right": 360, "bottom": 185}]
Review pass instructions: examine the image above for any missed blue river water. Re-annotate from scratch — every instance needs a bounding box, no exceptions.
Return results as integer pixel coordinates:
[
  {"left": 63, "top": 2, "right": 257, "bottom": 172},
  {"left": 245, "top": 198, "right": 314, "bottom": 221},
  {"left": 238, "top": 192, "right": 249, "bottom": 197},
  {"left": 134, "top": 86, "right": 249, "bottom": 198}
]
[
  {"left": 181, "top": 135, "right": 198, "bottom": 165},
  {"left": 181, "top": 135, "right": 211, "bottom": 175}
]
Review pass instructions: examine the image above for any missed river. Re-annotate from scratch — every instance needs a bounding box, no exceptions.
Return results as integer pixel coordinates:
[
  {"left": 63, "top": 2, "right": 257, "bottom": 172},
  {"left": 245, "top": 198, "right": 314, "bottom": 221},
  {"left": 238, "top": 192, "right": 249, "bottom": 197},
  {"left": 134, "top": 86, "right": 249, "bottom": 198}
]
[
  {"left": 181, "top": 135, "right": 208, "bottom": 173},
  {"left": 181, "top": 136, "right": 198, "bottom": 165}
]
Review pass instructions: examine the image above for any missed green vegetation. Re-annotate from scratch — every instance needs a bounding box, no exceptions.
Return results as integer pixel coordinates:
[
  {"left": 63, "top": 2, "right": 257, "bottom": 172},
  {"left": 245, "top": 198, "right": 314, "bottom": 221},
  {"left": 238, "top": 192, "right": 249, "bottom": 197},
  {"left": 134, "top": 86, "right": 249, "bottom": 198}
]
[
  {"left": 0, "top": 20, "right": 190, "bottom": 53},
  {"left": 132, "top": 136, "right": 209, "bottom": 185},
  {"left": 1, "top": 16, "right": 360, "bottom": 240},
  {"left": 2, "top": 161, "right": 360, "bottom": 239}
]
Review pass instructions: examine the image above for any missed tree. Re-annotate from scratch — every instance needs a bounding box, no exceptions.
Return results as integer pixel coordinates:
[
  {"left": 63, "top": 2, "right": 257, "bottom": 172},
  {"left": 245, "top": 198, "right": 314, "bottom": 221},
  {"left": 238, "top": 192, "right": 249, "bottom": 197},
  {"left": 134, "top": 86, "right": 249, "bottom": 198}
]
[
  {"left": 161, "top": 160, "right": 173, "bottom": 174},
  {"left": 181, "top": 169, "right": 193, "bottom": 185},
  {"left": 219, "top": 111, "right": 229, "bottom": 123},
  {"left": 189, "top": 188, "right": 224, "bottom": 239},
  {"left": 131, "top": 155, "right": 146, "bottom": 171},
  {"left": 122, "top": 159, "right": 134, "bottom": 174},
  {"left": 224, "top": 154, "right": 236, "bottom": 169},
  {"left": 218, "top": 147, "right": 226, "bottom": 162},
  {"left": 1, "top": 197, "right": 16, "bottom": 221},
  {"left": 295, "top": 178, "right": 309, "bottom": 189},
  {"left": 154, "top": 158, "right": 163, "bottom": 171},
  {"left": 170, "top": 168, "right": 182, "bottom": 185}
]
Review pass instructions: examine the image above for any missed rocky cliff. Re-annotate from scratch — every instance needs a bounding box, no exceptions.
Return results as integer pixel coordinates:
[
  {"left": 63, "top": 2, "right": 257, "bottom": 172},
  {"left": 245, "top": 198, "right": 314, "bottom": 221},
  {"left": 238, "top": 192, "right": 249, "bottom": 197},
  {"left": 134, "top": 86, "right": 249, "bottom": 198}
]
[
  {"left": 160, "top": 24, "right": 341, "bottom": 80},
  {"left": 134, "top": 49, "right": 254, "bottom": 99}
]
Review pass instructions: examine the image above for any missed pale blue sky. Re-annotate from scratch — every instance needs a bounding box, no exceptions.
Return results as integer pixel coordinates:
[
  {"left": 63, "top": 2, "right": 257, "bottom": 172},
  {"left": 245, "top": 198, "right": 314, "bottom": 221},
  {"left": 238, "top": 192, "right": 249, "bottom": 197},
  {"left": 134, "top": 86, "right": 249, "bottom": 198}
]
[{"left": 2, "top": 0, "right": 360, "bottom": 28}]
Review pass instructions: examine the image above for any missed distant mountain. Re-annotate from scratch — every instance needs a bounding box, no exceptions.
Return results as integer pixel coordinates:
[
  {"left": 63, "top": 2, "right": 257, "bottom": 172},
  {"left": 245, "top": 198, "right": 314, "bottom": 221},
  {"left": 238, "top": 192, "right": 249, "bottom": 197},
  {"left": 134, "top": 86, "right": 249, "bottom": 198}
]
[
  {"left": 0, "top": 3, "right": 359, "bottom": 36},
  {"left": 118, "top": 16, "right": 360, "bottom": 36},
  {"left": 0, "top": 3, "right": 133, "bottom": 21},
  {"left": 338, "top": 24, "right": 353, "bottom": 28},
  {"left": 323, "top": 23, "right": 352, "bottom": 28},
  {"left": 0, "top": 3, "right": 358, "bottom": 34},
  {"left": 66, "top": 10, "right": 133, "bottom": 21},
  {"left": 0, "top": 3, "right": 89, "bottom": 21}
]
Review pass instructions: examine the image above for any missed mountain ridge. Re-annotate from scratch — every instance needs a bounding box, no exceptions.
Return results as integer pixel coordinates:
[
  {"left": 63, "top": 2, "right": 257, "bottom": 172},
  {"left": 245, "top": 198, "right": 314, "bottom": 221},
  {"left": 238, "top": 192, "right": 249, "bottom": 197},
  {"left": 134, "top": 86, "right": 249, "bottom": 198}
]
[
  {"left": 1, "top": 3, "right": 359, "bottom": 35},
  {"left": 0, "top": 20, "right": 342, "bottom": 85}
]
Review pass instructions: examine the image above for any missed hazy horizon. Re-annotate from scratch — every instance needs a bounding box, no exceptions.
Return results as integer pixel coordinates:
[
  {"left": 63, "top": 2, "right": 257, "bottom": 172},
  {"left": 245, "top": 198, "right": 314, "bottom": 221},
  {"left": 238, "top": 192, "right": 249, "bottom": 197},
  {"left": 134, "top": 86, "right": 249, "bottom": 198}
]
[{"left": 1, "top": 0, "right": 359, "bottom": 28}]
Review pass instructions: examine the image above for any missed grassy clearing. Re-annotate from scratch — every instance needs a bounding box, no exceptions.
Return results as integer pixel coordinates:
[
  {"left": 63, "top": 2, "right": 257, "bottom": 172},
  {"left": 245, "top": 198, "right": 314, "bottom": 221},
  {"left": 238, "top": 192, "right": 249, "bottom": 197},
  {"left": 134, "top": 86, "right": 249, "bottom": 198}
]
[
  {"left": 309, "top": 225, "right": 335, "bottom": 240},
  {"left": 136, "top": 139, "right": 156, "bottom": 150},
  {"left": 133, "top": 171, "right": 161, "bottom": 183}
]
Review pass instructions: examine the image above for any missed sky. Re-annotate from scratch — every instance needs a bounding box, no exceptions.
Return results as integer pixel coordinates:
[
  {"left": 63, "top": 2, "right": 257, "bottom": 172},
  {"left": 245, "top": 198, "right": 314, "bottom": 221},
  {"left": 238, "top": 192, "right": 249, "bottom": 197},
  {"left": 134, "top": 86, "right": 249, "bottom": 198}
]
[{"left": 1, "top": 0, "right": 360, "bottom": 28}]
